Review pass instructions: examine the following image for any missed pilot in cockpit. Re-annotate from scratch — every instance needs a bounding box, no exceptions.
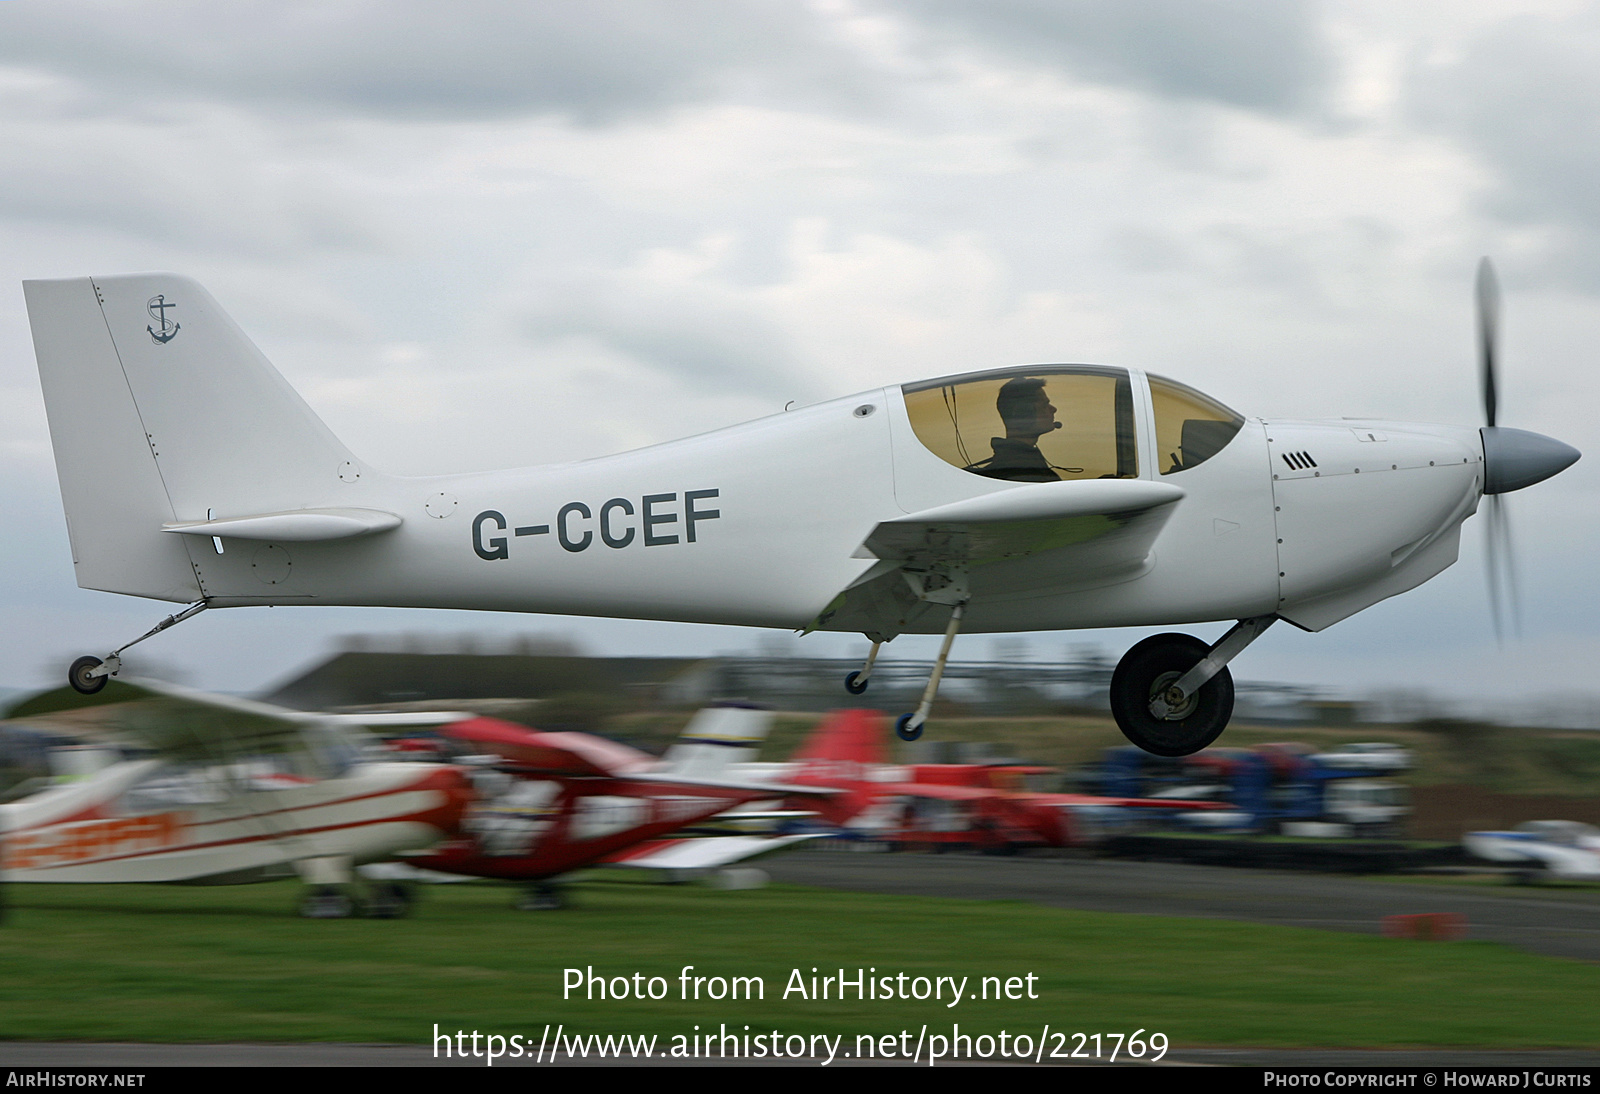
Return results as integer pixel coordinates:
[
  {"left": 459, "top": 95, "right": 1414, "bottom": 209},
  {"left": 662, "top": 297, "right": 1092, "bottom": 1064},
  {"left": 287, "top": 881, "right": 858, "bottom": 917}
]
[{"left": 964, "top": 376, "right": 1070, "bottom": 482}]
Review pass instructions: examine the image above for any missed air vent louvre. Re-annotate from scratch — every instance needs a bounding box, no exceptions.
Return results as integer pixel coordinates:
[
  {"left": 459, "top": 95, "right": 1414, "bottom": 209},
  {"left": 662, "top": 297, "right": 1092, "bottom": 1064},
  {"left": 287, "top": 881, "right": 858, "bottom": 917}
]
[{"left": 1281, "top": 451, "right": 1318, "bottom": 470}]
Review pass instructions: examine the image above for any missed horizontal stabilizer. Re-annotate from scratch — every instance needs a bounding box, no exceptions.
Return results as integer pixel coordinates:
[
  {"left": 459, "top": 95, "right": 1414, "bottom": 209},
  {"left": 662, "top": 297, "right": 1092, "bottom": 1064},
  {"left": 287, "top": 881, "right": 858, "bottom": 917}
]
[{"left": 162, "top": 508, "right": 402, "bottom": 542}]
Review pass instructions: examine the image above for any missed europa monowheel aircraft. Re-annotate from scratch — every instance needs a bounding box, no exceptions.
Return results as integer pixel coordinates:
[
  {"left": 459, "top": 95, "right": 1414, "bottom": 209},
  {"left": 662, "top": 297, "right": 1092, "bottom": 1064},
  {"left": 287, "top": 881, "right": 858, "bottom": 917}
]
[{"left": 24, "top": 263, "right": 1579, "bottom": 757}]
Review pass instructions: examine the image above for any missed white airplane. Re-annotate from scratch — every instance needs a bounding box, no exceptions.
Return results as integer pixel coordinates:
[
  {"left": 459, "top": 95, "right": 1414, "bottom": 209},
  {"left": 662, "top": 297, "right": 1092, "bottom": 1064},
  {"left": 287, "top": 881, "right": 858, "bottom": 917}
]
[
  {"left": 0, "top": 678, "right": 474, "bottom": 916},
  {"left": 1464, "top": 821, "right": 1600, "bottom": 882},
  {"left": 22, "top": 263, "right": 1578, "bottom": 756}
]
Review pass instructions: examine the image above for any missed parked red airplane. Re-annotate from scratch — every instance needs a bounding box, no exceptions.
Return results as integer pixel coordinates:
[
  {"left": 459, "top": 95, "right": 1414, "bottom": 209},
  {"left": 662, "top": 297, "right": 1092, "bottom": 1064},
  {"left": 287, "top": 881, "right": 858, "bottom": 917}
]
[
  {"left": 403, "top": 706, "right": 828, "bottom": 907},
  {"left": 780, "top": 709, "right": 1227, "bottom": 850}
]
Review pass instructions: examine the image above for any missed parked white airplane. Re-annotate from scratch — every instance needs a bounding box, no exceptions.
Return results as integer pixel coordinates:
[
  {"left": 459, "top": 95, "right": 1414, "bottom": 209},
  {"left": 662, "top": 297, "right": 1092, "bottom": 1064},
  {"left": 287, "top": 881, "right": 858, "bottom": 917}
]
[
  {"left": 23, "top": 263, "right": 1578, "bottom": 756},
  {"left": 1465, "top": 821, "right": 1600, "bottom": 882},
  {"left": 0, "top": 678, "right": 473, "bottom": 916}
]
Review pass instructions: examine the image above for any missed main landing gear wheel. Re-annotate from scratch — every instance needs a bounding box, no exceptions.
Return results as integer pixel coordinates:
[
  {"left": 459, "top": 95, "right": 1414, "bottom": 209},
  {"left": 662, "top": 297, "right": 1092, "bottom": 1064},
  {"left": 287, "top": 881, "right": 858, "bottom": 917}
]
[
  {"left": 362, "top": 882, "right": 413, "bottom": 919},
  {"left": 68, "top": 656, "right": 108, "bottom": 695},
  {"left": 299, "top": 886, "right": 355, "bottom": 919},
  {"left": 514, "top": 883, "right": 565, "bottom": 911},
  {"left": 894, "top": 713, "right": 923, "bottom": 742},
  {"left": 1109, "top": 633, "right": 1234, "bottom": 758},
  {"left": 844, "top": 671, "right": 869, "bottom": 695}
]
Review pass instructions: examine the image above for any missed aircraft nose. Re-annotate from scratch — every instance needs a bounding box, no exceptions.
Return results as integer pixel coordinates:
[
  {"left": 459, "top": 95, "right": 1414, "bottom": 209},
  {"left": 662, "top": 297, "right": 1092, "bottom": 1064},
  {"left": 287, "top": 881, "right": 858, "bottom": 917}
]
[{"left": 1481, "top": 426, "right": 1582, "bottom": 494}]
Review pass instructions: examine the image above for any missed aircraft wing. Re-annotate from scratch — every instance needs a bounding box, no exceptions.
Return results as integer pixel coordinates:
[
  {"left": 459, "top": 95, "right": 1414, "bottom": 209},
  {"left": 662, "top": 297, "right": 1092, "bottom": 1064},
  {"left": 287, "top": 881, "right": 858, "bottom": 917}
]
[
  {"left": 442, "top": 718, "right": 655, "bottom": 777},
  {"left": 879, "top": 784, "right": 1238, "bottom": 808},
  {"left": 1037, "top": 793, "right": 1235, "bottom": 811},
  {"left": 6, "top": 677, "right": 342, "bottom": 764},
  {"left": 877, "top": 782, "right": 996, "bottom": 802},
  {"left": 854, "top": 478, "right": 1185, "bottom": 566},
  {"left": 601, "top": 833, "right": 822, "bottom": 871},
  {"left": 627, "top": 772, "right": 839, "bottom": 797},
  {"left": 812, "top": 479, "right": 1184, "bottom": 638}
]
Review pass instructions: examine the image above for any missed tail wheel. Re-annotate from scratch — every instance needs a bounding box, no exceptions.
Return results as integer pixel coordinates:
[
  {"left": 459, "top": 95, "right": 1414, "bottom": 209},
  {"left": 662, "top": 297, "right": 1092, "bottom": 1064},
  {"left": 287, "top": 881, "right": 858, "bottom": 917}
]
[{"left": 1110, "top": 633, "right": 1234, "bottom": 757}]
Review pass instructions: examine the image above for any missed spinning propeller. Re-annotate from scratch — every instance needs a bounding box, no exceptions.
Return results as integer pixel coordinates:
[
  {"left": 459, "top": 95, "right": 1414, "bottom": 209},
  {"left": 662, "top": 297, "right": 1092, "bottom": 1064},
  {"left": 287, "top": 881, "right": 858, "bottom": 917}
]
[{"left": 1474, "top": 257, "right": 1581, "bottom": 641}]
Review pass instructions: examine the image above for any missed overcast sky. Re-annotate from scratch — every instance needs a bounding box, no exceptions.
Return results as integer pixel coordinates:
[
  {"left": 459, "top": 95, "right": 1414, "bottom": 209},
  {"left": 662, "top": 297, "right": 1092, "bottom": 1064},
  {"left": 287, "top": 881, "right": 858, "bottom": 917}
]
[{"left": 1, "top": 1, "right": 1596, "bottom": 713}]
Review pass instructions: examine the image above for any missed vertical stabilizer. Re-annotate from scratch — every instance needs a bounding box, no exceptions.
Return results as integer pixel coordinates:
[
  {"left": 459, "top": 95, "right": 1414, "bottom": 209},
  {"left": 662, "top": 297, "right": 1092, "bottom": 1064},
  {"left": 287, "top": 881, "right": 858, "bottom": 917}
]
[
  {"left": 788, "top": 709, "right": 884, "bottom": 825},
  {"left": 657, "top": 705, "right": 772, "bottom": 781},
  {"left": 25, "top": 274, "right": 363, "bottom": 601},
  {"left": 25, "top": 277, "right": 197, "bottom": 601}
]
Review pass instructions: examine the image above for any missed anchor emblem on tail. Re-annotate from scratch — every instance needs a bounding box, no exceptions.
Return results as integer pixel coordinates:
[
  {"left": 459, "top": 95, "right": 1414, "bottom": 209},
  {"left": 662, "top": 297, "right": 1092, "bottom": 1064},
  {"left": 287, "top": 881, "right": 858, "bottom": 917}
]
[{"left": 146, "top": 295, "right": 180, "bottom": 345}]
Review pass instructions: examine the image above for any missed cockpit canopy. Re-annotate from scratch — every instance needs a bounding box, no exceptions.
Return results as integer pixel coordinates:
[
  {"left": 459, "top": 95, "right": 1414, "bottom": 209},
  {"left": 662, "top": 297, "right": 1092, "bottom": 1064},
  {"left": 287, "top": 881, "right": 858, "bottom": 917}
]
[
  {"left": 901, "top": 365, "right": 1242, "bottom": 483},
  {"left": 1148, "top": 373, "right": 1245, "bottom": 476}
]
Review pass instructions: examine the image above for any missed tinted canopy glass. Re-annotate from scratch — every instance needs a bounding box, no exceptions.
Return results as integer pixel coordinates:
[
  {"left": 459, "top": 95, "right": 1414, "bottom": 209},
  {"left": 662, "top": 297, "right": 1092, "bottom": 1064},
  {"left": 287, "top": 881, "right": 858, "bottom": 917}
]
[
  {"left": 902, "top": 366, "right": 1138, "bottom": 483},
  {"left": 1148, "top": 374, "right": 1244, "bottom": 475}
]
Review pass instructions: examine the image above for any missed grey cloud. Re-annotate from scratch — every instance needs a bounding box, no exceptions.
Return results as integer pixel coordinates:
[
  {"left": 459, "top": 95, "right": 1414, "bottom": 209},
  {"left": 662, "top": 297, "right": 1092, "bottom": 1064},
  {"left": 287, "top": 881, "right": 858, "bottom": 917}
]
[
  {"left": 1412, "top": 12, "right": 1600, "bottom": 255},
  {"left": 884, "top": 0, "right": 1332, "bottom": 116},
  {"left": 517, "top": 275, "right": 806, "bottom": 401},
  {"left": 0, "top": 113, "right": 383, "bottom": 253},
  {"left": 0, "top": 0, "right": 864, "bottom": 123}
]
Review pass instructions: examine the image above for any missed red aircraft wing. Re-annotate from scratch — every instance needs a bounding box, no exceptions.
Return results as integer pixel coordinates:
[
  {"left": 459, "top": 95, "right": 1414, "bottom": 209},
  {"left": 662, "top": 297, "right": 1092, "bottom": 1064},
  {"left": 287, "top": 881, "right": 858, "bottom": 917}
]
[{"left": 441, "top": 717, "right": 654, "bottom": 777}]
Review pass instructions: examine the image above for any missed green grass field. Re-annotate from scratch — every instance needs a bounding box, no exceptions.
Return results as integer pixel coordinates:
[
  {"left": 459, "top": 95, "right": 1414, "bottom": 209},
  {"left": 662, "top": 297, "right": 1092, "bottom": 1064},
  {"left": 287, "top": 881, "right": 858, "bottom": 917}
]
[{"left": 1, "top": 876, "right": 1597, "bottom": 1049}]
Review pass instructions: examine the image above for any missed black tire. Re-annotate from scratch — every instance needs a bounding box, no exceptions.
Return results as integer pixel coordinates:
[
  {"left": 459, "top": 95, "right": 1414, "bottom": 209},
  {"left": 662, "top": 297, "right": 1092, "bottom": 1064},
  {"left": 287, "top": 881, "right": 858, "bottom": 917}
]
[
  {"left": 895, "top": 713, "right": 923, "bottom": 742},
  {"left": 515, "top": 884, "right": 565, "bottom": 911},
  {"left": 844, "top": 671, "right": 869, "bottom": 695},
  {"left": 300, "top": 887, "right": 354, "bottom": 919},
  {"left": 363, "top": 882, "right": 412, "bottom": 919},
  {"left": 1109, "top": 633, "right": 1234, "bottom": 757},
  {"left": 69, "top": 656, "right": 108, "bottom": 695}
]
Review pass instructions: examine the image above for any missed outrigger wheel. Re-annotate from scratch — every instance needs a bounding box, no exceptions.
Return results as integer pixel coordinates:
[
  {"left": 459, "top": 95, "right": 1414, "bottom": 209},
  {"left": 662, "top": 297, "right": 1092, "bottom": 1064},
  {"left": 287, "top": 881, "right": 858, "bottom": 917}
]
[
  {"left": 894, "top": 713, "right": 923, "bottom": 742},
  {"left": 68, "top": 656, "right": 109, "bottom": 695},
  {"left": 844, "top": 671, "right": 869, "bottom": 695},
  {"left": 1109, "top": 633, "right": 1235, "bottom": 758}
]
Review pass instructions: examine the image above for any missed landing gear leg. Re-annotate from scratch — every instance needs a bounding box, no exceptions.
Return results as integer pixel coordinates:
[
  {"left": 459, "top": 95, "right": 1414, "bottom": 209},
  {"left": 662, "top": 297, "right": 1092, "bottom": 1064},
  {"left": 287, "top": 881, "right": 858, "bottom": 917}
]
[
  {"left": 293, "top": 855, "right": 357, "bottom": 918},
  {"left": 1109, "top": 617, "right": 1274, "bottom": 757},
  {"left": 896, "top": 603, "right": 966, "bottom": 742},
  {"left": 66, "top": 601, "right": 209, "bottom": 694},
  {"left": 845, "top": 640, "right": 882, "bottom": 695}
]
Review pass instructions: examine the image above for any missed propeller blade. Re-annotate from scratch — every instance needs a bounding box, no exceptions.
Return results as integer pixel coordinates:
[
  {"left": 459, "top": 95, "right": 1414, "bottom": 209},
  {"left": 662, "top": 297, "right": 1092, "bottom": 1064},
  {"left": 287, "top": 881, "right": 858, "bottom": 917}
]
[
  {"left": 1477, "top": 256, "right": 1500, "bottom": 429},
  {"left": 1499, "top": 496, "right": 1521, "bottom": 640},
  {"left": 1483, "top": 493, "right": 1521, "bottom": 644},
  {"left": 1485, "top": 494, "right": 1503, "bottom": 643}
]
